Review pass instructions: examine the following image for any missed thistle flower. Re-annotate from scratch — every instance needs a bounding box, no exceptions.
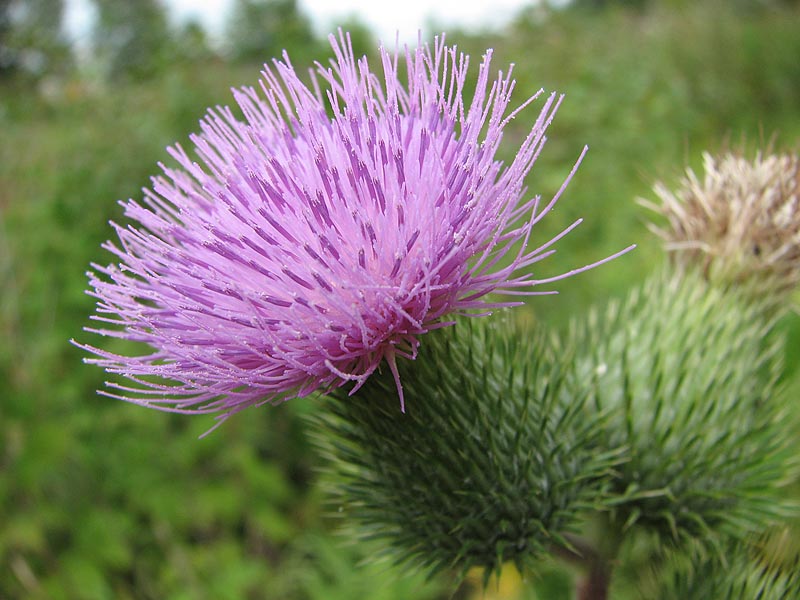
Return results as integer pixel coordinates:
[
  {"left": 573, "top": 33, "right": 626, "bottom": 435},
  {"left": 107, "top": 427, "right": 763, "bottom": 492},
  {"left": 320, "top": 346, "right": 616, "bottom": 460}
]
[
  {"left": 643, "top": 150, "right": 800, "bottom": 298},
  {"left": 78, "top": 32, "right": 629, "bottom": 424}
]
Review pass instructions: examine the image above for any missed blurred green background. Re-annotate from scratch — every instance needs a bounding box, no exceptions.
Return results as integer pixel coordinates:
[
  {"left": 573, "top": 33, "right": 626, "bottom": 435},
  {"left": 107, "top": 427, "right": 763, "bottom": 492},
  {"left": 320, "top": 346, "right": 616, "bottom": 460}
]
[{"left": 1, "top": 0, "right": 799, "bottom": 598}]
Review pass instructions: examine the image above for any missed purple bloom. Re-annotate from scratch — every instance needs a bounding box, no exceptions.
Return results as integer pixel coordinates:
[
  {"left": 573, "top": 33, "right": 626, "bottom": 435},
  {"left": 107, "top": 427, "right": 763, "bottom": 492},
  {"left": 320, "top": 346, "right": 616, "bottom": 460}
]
[{"left": 79, "top": 32, "right": 629, "bottom": 424}]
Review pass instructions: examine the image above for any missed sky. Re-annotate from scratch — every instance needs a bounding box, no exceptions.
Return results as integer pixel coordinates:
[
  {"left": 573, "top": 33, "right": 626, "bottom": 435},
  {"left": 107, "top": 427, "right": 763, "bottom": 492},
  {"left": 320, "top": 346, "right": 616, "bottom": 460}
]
[{"left": 65, "top": 0, "right": 541, "bottom": 46}]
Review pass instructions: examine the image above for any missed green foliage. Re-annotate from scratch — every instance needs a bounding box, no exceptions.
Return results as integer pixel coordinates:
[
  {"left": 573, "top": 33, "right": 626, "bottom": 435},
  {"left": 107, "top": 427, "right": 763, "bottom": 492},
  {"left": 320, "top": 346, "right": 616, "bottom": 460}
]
[
  {"left": 0, "top": 0, "right": 72, "bottom": 78},
  {"left": 281, "top": 534, "right": 452, "bottom": 600},
  {"left": 172, "top": 20, "right": 215, "bottom": 64},
  {"left": 92, "top": 0, "right": 172, "bottom": 80},
  {"left": 567, "top": 0, "right": 799, "bottom": 11},
  {"left": 331, "top": 17, "right": 376, "bottom": 61},
  {"left": 571, "top": 268, "right": 799, "bottom": 546},
  {"left": 313, "top": 316, "right": 621, "bottom": 582},
  {"left": 225, "top": 0, "right": 319, "bottom": 65},
  {"left": 568, "top": 0, "right": 650, "bottom": 10}
]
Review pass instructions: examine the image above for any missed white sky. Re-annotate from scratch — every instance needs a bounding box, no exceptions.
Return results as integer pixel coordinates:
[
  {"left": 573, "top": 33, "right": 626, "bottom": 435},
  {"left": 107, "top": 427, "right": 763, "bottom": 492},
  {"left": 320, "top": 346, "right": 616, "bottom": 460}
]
[{"left": 65, "top": 0, "right": 539, "bottom": 46}]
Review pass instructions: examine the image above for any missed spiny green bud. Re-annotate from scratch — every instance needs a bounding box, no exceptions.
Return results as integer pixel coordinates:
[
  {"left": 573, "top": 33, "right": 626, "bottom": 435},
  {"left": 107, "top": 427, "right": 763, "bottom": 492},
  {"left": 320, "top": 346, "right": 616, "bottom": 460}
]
[
  {"left": 641, "top": 539, "right": 800, "bottom": 600},
  {"left": 641, "top": 150, "right": 800, "bottom": 302},
  {"left": 311, "top": 314, "right": 622, "bottom": 582},
  {"left": 571, "top": 268, "right": 798, "bottom": 546}
]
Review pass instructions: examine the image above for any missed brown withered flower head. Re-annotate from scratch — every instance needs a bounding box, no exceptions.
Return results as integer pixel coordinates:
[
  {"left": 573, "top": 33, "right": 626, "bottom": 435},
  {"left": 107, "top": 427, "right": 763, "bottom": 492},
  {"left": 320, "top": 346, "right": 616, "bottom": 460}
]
[{"left": 643, "top": 150, "right": 800, "bottom": 299}]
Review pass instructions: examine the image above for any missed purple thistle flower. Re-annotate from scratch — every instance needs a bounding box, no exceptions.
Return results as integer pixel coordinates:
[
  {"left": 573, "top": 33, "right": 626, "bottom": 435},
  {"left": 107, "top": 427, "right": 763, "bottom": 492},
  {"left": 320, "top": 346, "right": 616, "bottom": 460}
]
[{"left": 78, "top": 32, "right": 631, "bottom": 425}]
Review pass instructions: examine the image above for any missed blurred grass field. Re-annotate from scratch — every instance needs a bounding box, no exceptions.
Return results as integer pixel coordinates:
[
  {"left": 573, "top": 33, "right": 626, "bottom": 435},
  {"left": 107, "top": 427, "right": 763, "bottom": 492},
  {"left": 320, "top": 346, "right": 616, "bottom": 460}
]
[{"left": 1, "top": 1, "right": 800, "bottom": 598}]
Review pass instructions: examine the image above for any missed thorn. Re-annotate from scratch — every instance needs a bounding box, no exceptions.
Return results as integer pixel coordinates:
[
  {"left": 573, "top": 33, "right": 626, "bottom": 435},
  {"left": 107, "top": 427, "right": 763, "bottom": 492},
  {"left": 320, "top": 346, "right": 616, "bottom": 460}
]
[{"left": 385, "top": 347, "right": 405, "bottom": 413}]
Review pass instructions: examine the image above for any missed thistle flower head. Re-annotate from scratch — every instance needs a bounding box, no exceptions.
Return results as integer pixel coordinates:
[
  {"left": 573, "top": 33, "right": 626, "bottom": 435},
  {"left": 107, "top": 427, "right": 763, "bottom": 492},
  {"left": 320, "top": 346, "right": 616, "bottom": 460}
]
[
  {"left": 644, "top": 150, "right": 800, "bottom": 297},
  {"left": 78, "top": 32, "right": 628, "bottom": 424}
]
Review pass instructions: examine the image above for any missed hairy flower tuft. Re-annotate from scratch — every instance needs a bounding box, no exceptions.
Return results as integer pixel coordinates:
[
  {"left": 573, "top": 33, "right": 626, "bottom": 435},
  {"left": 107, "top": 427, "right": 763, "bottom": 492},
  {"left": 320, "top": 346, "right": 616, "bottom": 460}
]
[
  {"left": 643, "top": 150, "right": 800, "bottom": 297},
  {"left": 77, "top": 32, "right": 629, "bottom": 424}
]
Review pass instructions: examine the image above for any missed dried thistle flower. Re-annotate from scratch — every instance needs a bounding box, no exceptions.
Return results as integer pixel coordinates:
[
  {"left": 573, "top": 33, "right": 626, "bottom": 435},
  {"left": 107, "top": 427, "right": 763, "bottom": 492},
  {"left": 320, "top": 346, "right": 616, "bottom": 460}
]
[
  {"left": 76, "top": 32, "right": 630, "bottom": 426},
  {"left": 643, "top": 150, "right": 800, "bottom": 298}
]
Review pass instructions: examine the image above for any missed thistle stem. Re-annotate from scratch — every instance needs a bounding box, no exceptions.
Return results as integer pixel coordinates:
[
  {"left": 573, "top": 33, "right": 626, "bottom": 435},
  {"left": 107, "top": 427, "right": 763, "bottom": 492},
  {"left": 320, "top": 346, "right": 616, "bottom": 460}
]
[
  {"left": 551, "top": 526, "right": 619, "bottom": 600},
  {"left": 576, "top": 558, "right": 611, "bottom": 600}
]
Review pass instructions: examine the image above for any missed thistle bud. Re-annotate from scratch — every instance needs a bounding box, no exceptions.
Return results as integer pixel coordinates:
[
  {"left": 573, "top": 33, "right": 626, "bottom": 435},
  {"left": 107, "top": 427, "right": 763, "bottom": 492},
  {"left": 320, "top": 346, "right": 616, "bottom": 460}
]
[
  {"left": 571, "top": 269, "right": 798, "bottom": 547},
  {"left": 642, "top": 539, "right": 800, "bottom": 600},
  {"left": 312, "top": 315, "right": 620, "bottom": 582}
]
